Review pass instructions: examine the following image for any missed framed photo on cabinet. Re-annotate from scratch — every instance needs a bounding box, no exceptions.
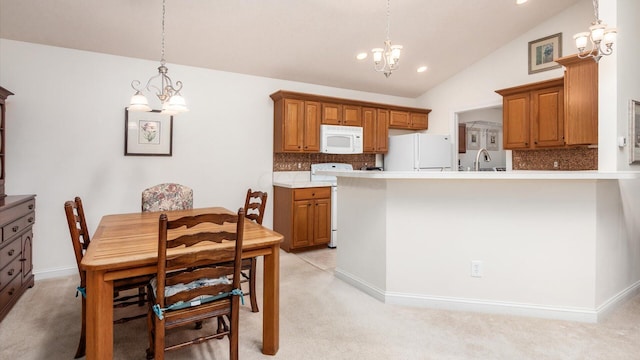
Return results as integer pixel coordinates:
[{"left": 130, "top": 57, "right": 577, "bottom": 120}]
[
  {"left": 528, "top": 33, "right": 562, "bottom": 74},
  {"left": 125, "top": 108, "right": 173, "bottom": 156},
  {"left": 630, "top": 99, "right": 640, "bottom": 164}
]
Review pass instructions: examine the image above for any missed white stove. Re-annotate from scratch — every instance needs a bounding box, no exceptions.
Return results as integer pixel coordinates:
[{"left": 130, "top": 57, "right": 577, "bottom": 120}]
[{"left": 310, "top": 163, "right": 353, "bottom": 248}]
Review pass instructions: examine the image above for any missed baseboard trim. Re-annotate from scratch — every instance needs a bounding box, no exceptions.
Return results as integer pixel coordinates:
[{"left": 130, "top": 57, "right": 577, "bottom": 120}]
[
  {"left": 34, "top": 267, "right": 77, "bottom": 280},
  {"left": 335, "top": 267, "right": 640, "bottom": 323}
]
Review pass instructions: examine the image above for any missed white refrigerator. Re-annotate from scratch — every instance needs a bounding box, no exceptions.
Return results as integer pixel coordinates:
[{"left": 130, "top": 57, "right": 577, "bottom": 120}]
[{"left": 384, "top": 133, "right": 453, "bottom": 171}]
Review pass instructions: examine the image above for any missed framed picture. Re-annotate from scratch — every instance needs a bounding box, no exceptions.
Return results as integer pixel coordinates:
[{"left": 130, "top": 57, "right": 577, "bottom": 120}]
[
  {"left": 467, "top": 128, "right": 480, "bottom": 150},
  {"left": 486, "top": 129, "right": 499, "bottom": 151},
  {"left": 630, "top": 100, "right": 640, "bottom": 164},
  {"left": 528, "top": 33, "right": 562, "bottom": 74},
  {"left": 125, "top": 108, "right": 173, "bottom": 156}
]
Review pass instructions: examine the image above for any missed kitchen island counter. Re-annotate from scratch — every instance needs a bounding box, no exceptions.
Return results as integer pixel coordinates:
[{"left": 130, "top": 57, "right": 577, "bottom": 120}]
[{"left": 325, "top": 170, "right": 640, "bottom": 323}]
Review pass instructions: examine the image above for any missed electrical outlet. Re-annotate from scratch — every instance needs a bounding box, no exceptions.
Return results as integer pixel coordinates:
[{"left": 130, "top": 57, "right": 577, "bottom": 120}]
[
  {"left": 471, "top": 260, "right": 483, "bottom": 277},
  {"left": 553, "top": 161, "right": 559, "bottom": 168}
]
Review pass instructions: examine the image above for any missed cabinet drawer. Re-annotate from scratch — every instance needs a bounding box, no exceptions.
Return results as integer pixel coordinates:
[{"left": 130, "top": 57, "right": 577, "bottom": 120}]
[
  {"left": 294, "top": 187, "right": 331, "bottom": 200},
  {"left": 0, "top": 199, "right": 35, "bottom": 225},
  {"left": 2, "top": 213, "right": 35, "bottom": 243},
  {"left": 0, "top": 255, "right": 21, "bottom": 292},
  {"left": 0, "top": 237, "right": 21, "bottom": 267},
  {"left": 0, "top": 271, "right": 21, "bottom": 310}
]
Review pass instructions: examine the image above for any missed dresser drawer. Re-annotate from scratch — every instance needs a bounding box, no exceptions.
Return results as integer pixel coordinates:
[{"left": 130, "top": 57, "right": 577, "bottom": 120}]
[
  {"left": 0, "top": 255, "right": 21, "bottom": 292},
  {"left": 0, "top": 236, "right": 21, "bottom": 267},
  {"left": 294, "top": 187, "right": 331, "bottom": 200},
  {"left": 0, "top": 271, "right": 21, "bottom": 311},
  {"left": 0, "top": 199, "right": 35, "bottom": 226},
  {"left": 2, "top": 212, "right": 35, "bottom": 243}
]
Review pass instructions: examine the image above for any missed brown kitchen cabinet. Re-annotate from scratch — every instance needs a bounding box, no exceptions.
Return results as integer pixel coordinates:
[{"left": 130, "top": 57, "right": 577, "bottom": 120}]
[
  {"left": 458, "top": 123, "right": 466, "bottom": 153},
  {"left": 0, "top": 195, "right": 36, "bottom": 322},
  {"left": 555, "top": 54, "right": 598, "bottom": 145},
  {"left": 321, "top": 103, "right": 341, "bottom": 125},
  {"left": 362, "top": 108, "right": 389, "bottom": 153},
  {"left": 274, "top": 186, "right": 331, "bottom": 252},
  {"left": 496, "top": 77, "right": 564, "bottom": 150},
  {"left": 389, "top": 110, "right": 429, "bottom": 130},
  {"left": 272, "top": 97, "right": 321, "bottom": 153}
]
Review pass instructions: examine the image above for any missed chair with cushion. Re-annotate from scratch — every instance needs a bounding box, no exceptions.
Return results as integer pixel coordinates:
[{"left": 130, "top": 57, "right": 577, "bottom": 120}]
[
  {"left": 64, "top": 197, "right": 151, "bottom": 359},
  {"left": 241, "top": 188, "right": 267, "bottom": 313},
  {"left": 146, "top": 208, "right": 245, "bottom": 360},
  {"left": 141, "top": 183, "right": 193, "bottom": 212}
]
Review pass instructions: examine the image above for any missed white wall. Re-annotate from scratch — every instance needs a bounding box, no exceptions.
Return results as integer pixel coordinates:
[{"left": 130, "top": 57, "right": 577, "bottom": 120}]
[{"left": 0, "top": 39, "right": 420, "bottom": 278}]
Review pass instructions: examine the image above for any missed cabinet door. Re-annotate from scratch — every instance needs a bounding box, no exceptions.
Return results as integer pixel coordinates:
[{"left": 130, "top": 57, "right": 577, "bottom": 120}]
[
  {"left": 362, "top": 107, "right": 376, "bottom": 152},
  {"left": 376, "top": 109, "right": 389, "bottom": 152},
  {"left": 563, "top": 57, "right": 598, "bottom": 145},
  {"left": 303, "top": 101, "right": 321, "bottom": 152},
  {"left": 342, "top": 105, "right": 362, "bottom": 126},
  {"left": 292, "top": 200, "right": 313, "bottom": 248},
  {"left": 321, "top": 103, "right": 342, "bottom": 125},
  {"left": 282, "top": 99, "right": 305, "bottom": 151},
  {"left": 410, "top": 113, "right": 428, "bottom": 130},
  {"left": 389, "top": 110, "right": 409, "bottom": 128},
  {"left": 458, "top": 123, "right": 467, "bottom": 153},
  {"left": 313, "top": 198, "right": 331, "bottom": 245},
  {"left": 503, "top": 93, "right": 530, "bottom": 149},
  {"left": 532, "top": 86, "right": 564, "bottom": 148},
  {"left": 21, "top": 229, "right": 33, "bottom": 281}
]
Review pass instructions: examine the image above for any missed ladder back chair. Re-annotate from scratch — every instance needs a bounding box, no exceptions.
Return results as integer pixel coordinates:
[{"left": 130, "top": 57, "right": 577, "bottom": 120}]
[
  {"left": 141, "top": 183, "right": 193, "bottom": 212},
  {"left": 146, "top": 208, "right": 245, "bottom": 360},
  {"left": 241, "top": 188, "right": 267, "bottom": 312},
  {"left": 64, "top": 197, "right": 151, "bottom": 359}
]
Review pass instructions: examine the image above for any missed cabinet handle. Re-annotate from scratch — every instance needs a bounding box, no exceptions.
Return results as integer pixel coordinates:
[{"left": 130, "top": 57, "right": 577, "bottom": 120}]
[
  {"left": 8, "top": 287, "right": 15, "bottom": 296},
  {"left": 7, "top": 249, "right": 14, "bottom": 256},
  {"left": 28, "top": 204, "right": 34, "bottom": 210},
  {"left": 7, "top": 268, "right": 14, "bottom": 276},
  {"left": 12, "top": 226, "right": 19, "bottom": 232},
  {"left": 28, "top": 217, "right": 34, "bottom": 223},
  {"left": 534, "top": 141, "right": 538, "bottom": 145}
]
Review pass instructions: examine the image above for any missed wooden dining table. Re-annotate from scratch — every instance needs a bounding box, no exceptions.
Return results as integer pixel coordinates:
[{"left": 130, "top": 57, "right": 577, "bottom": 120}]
[{"left": 80, "top": 207, "right": 283, "bottom": 360}]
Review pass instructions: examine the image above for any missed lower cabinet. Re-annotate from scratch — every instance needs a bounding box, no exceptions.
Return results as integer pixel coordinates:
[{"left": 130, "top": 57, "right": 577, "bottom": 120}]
[
  {"left": 0, "top": 195, "right": 36, "bottom": 322},
  {"left": 274, "top": 186, "right": 331, "bottom": 252}
]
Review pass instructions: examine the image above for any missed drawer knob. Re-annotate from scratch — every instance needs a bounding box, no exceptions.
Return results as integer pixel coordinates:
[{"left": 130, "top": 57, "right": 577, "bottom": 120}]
[
  {"left": 28, "top": 217, "right": 34, "bottom": 223},
  {"left": 12, "top": 226, "right": 19, "bottom": 232},
  {"left": 8, "top": 287, "right": 15, "bottom": 296},
  {"left": 7, "top": 268, "right": 14, "bottom": 276},
  {"left": 7, "top": 249, "right": 14, "bottom": 256},
  {"left": 28, "top": 204, "right": 34, "bottom": 210}
]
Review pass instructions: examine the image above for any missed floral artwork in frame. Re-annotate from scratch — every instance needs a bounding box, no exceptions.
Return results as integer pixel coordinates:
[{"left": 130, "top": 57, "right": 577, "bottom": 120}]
[
  {"left": 630, "top": 99, "right": 640, "bottom": 164},
  {"left": 486, "top": 129, "right": 499, "bottom": 151},
  {"left": 528, "top": 33, "right": 562, "bottom": 74},
  {"left": 467, "top": 128, "right": 480, "bottom": 151},
  {"left": 125, "top": 108, "right": 173, "bottom": 156}
]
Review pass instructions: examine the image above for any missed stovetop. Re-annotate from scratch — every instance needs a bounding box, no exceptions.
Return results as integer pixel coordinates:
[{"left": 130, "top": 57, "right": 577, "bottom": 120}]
[{"left": 310, "top": 163, "right": 353, "bottom": 183}]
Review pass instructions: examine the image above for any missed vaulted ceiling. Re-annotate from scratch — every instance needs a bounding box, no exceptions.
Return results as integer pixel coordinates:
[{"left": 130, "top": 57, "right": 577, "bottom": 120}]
[{"left": 0, "top": 0, "right": 581, "bottom": 98}]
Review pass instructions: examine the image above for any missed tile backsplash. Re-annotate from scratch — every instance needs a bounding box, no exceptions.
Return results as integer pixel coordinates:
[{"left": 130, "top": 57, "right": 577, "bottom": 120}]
[
  {"left": 512, "top": 147, "right": 597, "bottom": 170},
  {"left": 273, "top": 153, "right": 376, "bottom": 171}
]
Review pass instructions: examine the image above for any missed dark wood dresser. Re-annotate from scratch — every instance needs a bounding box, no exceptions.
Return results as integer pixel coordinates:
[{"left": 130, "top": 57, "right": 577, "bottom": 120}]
[
  {"left": 0, "top": 87, "right": 36, "bottom": 321},
  {"left": 0, "top": 195, "right": 35, "bottom": 321}
]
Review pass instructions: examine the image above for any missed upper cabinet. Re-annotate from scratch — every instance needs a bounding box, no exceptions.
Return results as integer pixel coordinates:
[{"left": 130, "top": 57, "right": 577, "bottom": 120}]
[
  {"left": 555, "top": 54, "right": 598, "bottom": 145},
  {"left": 496, "top": 54, "right": 597, "bottom": 150},
  {"left": 496, "top": 78, "right": 564, "bottom": 150},
  {"left": 270, "top": 90, "right": 431, "bottom": 153},
  {"left": 362, "top": 108, "right": 389, "bottom": 153}
]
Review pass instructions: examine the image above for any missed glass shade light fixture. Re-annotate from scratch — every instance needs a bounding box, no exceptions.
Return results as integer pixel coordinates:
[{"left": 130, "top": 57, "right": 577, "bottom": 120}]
[
  {"left": 128, "top": 0, "right": 188, "bottom": 115},
  {"left": 573, "top": 0, "right": 617, "bottom": 62},
  {"left": 371, "top": 0, "right": 402, "bottom": 78}
]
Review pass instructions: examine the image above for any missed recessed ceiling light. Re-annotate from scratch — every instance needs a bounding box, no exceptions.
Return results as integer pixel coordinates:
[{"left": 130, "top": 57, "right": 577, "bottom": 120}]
[
  {"left": 516, "top": 0, "right": 528, "bottom": 4},
  {"left": 356, "top": 52, "right": 368, "bottom": 60},
  {"left": 417, "top": 66, "right": 428, "bottom": 73}
]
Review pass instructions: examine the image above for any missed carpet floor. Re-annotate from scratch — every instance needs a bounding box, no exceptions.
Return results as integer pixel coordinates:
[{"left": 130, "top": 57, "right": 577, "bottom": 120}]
[{"left": 1, "top": 248, "right": 639, "bottom": 359}]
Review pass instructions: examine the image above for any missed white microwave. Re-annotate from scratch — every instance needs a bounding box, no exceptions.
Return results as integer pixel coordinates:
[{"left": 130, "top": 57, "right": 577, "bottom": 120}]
[{"left": 320, "top": 125, "right": 363, "bottom": 154}]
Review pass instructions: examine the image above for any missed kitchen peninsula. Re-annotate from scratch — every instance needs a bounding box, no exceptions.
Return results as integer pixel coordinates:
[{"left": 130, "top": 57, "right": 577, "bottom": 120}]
[{"left": 320, "top": 170, "right": 640, "bottom": 323}]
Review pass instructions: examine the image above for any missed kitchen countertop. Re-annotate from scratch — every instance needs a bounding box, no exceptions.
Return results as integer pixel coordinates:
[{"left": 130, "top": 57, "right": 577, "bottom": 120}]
[
  {"left": 317, "top": 169, "right": 640, "bottom": 180},
  {"left": 272, "top": 171, "right": 333, "bottom": 188},
  {"left": 272, "top": 180, "right": 333, "bottom": 188}
]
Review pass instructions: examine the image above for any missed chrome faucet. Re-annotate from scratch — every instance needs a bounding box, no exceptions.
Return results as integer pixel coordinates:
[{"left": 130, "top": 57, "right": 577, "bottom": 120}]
[{"left": 474, "top": 148, "right": 492, "bottom": 171}]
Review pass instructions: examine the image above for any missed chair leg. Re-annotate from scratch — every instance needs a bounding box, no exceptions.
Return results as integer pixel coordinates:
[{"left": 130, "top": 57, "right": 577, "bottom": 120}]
[
  {"left": 154, "top": 316, "right": 165, "bottom": 360},
  {"left": 146, "top": 307, "right": 155, "bottom": 360},
  {"left": 138, "top": 286, "right": 146, "bottom": 306},
  {"left": 249, "top": 257, "right": 259, "bottom": 313},
  {"left": 74, "top": 296, "right": 87, "bottom": 359},
  {"left": 230, "top": 301, "right": 240, "bottom": 360}
]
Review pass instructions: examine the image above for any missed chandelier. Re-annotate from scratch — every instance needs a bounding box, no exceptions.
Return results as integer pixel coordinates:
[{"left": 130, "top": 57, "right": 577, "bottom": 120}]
[
  {"left": 371, "top": 0, "right": 403, "bottom": 78},
  {"left": 128, "top": 0, "right": 188, "bottom": 115},
  {"left": 572, "top": 0, "right": 617, "bottom": 62}
]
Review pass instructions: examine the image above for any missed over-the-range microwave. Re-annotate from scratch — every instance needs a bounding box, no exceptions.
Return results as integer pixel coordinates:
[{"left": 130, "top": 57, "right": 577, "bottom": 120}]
[{"left": 320, "top": 124, "right": 363, "bottom": 154}]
